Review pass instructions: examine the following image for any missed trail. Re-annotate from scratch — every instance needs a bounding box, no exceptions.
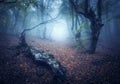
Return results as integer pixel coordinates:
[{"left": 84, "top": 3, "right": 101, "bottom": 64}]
[
  {"left": 27, "top": 36, "right": 117, "bottom": 83},
  {"left": 0, "top": 35, "right": 119, "bottom": 84}
]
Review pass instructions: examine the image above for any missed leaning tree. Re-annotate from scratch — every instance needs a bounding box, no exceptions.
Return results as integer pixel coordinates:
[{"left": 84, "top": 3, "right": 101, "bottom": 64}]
[
  {"left": 68, "top": 0, "right": 103, "bottom": 54},
  {"left": 68, "top": 0, "right": 120, "bottom": 54}
]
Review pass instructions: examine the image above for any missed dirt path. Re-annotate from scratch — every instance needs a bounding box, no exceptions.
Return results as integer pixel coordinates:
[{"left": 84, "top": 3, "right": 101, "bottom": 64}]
[
  {"left": 27, "top": 37, "right": 117, "bottom": 84},
  {"left": 0, "top": 35, "right": 119, "bottom": 84}
]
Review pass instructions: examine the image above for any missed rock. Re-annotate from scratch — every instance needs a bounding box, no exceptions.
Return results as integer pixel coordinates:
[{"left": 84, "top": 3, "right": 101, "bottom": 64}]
[{"left": 30, "top": 48, "right": 67, "bottom": 79}]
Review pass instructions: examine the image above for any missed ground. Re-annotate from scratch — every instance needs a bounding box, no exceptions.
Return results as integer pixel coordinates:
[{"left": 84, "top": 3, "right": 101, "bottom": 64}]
[{"left": 0, "top": 35, "right": 120, "bottom": 84}]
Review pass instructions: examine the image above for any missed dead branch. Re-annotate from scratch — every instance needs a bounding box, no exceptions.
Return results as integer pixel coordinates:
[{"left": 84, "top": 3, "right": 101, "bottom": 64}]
[{"left": 21, "top": 13, "right": 59, "bottom": 36}]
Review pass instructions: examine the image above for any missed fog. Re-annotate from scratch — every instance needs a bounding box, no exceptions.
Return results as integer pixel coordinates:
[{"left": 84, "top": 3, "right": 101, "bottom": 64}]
[
  {"left": 0, "top": 0, "right": 120, "bottom": 84},
  {"left": 0, "top": 0, "right": 120, "bottom": 55}
]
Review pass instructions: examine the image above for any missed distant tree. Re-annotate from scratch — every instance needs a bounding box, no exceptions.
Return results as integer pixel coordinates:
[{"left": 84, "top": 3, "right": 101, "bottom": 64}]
[
  {"left": 0, "top": 0, "right": 57, "bottom": 37},
  {"left": 0, "top": 0, "right": 119, "bottom": 54}
]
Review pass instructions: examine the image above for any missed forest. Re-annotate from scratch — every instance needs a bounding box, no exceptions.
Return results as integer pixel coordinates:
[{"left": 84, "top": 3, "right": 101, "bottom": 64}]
[{"left": 0, "top": 0, "right": 120, "bottom": 84}]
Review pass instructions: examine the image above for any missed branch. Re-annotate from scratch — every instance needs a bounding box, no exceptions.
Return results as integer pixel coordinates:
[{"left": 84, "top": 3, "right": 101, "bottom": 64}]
[
  {"left": 69, "top": 0, "right": 86, "bottom": 17},
  {"left": 21, "top": 15, "right": 59, "bottom": 35}
]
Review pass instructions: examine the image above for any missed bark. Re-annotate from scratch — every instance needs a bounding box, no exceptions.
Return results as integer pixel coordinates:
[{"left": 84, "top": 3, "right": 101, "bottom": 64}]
[
  {"left": 69, "top": 0, "right": 104, "bottom": 54},
  {"left": 88, "top": 0, "right": 103, "bottom": 54},
  {"left": 18, "top": 31, "right": 68, "bottom": 83},
  {"left": 87, "top": 6, "right": 103, "bottom": 53}
]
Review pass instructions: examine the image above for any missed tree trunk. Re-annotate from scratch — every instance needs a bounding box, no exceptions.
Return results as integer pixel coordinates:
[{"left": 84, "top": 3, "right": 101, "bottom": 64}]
[
  {"left": 18, "top": 29, "right": 68, "bottom": 83},
  {"left": 89, "top": 21, "right": 99, "bottom": 54}
]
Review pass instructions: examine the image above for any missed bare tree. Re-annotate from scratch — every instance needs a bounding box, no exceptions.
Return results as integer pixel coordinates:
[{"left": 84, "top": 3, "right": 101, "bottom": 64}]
[{"left": 69, "top": 0, "right": 103, "bottom": 53}]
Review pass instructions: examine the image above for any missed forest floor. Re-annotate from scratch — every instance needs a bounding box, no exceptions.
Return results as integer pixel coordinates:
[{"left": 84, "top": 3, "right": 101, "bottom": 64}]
[{"left": 0, "top": 35, "right": 120, "bottom": 84}]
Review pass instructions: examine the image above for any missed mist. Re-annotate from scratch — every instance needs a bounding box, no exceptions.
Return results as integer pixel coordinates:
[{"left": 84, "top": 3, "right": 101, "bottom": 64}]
[{"left": 0, "top": 0, "right": 120, "bottom": 84}]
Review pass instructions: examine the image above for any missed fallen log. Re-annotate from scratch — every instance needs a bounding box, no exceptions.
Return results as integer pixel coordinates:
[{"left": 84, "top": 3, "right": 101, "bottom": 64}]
[
  {"left": 16, "top": 30, "right": 68, "bottom": 83},
  {"left": 30, "top": 47, "right": 66, "bottom": 78}
]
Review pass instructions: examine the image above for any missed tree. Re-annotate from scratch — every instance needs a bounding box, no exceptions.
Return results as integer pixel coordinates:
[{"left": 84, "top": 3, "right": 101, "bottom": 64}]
[
  {"left": 68, "top": 0, "right": 119, "bottom": 54},
  {"left": 0, "top": 0, "right": 119, "bottom": 54}
]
